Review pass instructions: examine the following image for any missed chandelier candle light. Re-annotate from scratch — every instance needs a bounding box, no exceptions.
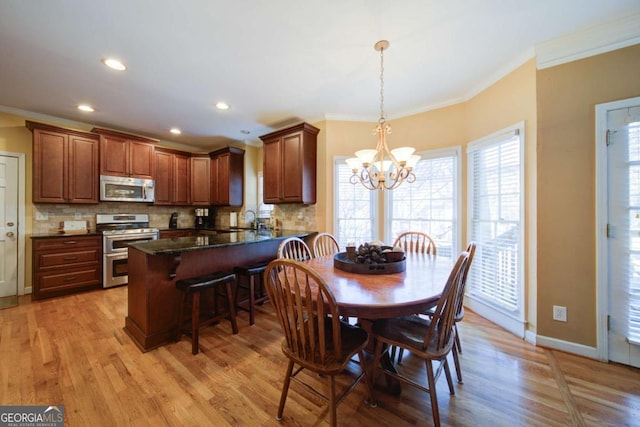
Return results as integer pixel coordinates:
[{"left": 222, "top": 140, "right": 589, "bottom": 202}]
[{"left": 346, "top": 40, "right": 420, "bottom": 191}]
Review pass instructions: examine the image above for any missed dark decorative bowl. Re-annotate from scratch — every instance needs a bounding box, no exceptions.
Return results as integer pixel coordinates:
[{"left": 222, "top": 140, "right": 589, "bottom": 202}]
[
  {"left": 333, "top": 252, "right": 406, "bottom": 275},
  {"left": 383, "top": 251, "right": 405, "bottom": 262}
]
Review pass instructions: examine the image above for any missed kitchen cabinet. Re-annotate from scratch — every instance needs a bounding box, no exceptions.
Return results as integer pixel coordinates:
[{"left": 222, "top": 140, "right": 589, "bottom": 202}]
[
  {"left": 190, "top": 154, "right": 210, "bottom": 206},
  {"left": 92, "top": 127, "right": 157, "bottom": 179},
  {"left": 27, "top": 121, "right": 99, "bottom": 204},
  {"left": 209, "top": 147, "right": 244, "bottom": 206},
  {"left": 154, "top": 148, "right": 191, "bottom": 205},
  {"left": 32, "top": 235, "right": 102, "bottom": 300},
  {"left": 259, "top": 122, "right": 319, "bottom": 204}
]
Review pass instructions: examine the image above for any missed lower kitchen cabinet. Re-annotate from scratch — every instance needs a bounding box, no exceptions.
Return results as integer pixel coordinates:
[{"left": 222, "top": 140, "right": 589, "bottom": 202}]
[{"left": 32, "top": 235, "right": 102, "bottom": 300}]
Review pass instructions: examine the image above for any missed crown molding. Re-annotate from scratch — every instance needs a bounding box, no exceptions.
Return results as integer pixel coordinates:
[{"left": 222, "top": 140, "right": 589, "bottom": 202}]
[{"left": 536, "top": 12, "right": 640, "bottom": 69}]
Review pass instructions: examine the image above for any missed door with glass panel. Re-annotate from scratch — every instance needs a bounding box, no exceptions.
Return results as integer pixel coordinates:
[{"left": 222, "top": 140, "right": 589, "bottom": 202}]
[{"left": 607, "top": 100, "right": 640, "bottom": 368}]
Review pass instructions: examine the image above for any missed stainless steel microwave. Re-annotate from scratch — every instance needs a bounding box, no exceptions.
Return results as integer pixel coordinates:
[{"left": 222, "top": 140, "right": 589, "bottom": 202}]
[{"left": 100, "top": 175, "right": 155, "bottom": 203}]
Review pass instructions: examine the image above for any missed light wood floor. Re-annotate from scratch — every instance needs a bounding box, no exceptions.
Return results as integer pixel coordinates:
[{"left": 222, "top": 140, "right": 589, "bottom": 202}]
[{"left": 1, "top": 287, "right": 639, "bottom": 427}]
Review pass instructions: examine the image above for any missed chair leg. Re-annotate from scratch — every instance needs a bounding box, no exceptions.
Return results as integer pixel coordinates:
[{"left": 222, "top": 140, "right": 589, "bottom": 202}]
[
  {"left": 443, "top": 358, "right": 455, "bottom": 395},
  {"left": 248, "top": 275, "right": 256, "bottom": 326},
  {"left": 452, "top": 342, "right": 463, "bottom": 384},
  {"left": 397, "top": 348, "right": 405, "bottom": 364},
  {"left": 191, "top": 292, "right": 200, "bottom": 355},
  {"left": 176, "top": 292, "right": 187, "bottom": 342},
  {"left": 454, "top": 323, "right": 462, "bottom": 353},
  {"left": 425, "top": 360, "right": 441, "bottom": 427},
  {"left": 224, "top": 281, "right": 239, "bottom": 334},
  {"left": 277, "top": 360, "right": 295, "bottom": 421},
  {"left": 329, "top": 375, "right": 337, "bottom": 427}
]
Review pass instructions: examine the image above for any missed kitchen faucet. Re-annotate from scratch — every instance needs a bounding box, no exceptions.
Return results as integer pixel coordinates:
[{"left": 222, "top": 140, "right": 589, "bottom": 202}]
[{"left": 244, "top": 210, "right": 257, "bottom": 229}]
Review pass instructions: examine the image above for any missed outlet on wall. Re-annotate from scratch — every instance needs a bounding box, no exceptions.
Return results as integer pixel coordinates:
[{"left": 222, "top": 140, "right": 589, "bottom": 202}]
[{"left": 553, "top": 305, "right": 567, "bottom": 322}]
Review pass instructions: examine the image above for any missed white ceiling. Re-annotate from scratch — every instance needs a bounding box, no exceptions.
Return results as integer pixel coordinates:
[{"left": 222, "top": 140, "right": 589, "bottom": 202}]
[{"left": 1, "top": 0, "right": 639, "bottom": 151}]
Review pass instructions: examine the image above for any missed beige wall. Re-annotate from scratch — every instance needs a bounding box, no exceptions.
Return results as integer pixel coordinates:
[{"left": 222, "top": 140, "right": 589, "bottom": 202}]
[{"left": 536, "top": 43, "right": 640, "bottom": 346}]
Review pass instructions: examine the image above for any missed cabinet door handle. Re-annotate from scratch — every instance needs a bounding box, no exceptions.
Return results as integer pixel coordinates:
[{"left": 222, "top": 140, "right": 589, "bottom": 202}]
[
  {"left": 64, "top": 277, "right": 77, "bottom": 282},
  {"left": 63, "top": 241, "right": 77, "bottom": 245},
  {"left": 63, "top": 257, "right": 78, "bottom": 261},
  {"left": 5, "top": 232, "right": 14, "bottom": 237}
]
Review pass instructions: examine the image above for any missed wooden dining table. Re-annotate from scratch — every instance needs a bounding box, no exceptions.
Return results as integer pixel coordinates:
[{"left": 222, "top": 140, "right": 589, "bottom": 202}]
[
  {"left": 302, "top": 252, "right": 455, "bottom": 394},
  {"left": 304, "top": 251, "right": 455, "bottom": 320}
]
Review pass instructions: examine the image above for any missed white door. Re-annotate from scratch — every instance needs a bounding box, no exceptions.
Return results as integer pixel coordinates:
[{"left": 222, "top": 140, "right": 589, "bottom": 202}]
[
  {"left": 607, "top": 101, "right": 640, "bottom": 368},
  {"left": 0, "top": 155, "right": 19, "bottom": 305}
]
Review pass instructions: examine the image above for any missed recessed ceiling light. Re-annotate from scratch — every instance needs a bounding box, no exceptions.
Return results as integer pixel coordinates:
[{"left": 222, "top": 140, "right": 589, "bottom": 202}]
[
  {"left": 78, "top": 104, "right": 95, "bottom": 112},
  {"left": 170, "top": 128, "right": 181, "bottom": 135},
  {"left": 216, "top": 102, "right": 230, "bottom": 110},
  {"left": 102, "top": 58, "right": 127, "bottom": 71}
]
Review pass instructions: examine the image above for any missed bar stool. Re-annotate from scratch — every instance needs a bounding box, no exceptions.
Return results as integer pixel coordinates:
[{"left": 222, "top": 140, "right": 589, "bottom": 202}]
[
  {"left": 233, "top": 260, "right": 272, "bottom": 325},
  {"left": 175, "top": 271, "right": 239, "bottom": 355}
]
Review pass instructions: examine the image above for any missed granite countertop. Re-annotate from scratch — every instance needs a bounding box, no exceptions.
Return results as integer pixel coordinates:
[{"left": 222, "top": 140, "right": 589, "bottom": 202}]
[{"left": 129, "top": 229, "right": 316, "bottom": 256}]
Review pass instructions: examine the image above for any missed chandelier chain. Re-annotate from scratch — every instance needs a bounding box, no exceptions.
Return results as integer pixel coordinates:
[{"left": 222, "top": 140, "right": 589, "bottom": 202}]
[{"left": 379, "top": 44, "right": 385, "bottom": 123}]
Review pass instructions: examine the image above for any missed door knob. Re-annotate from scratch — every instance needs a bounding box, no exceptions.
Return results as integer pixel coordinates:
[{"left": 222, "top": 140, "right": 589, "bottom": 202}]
[
  {"left": 6, "top": 232, "right": 14, "bottom": 237},
  {"left": 7, "top": 222, "right": 14, "bottom": 227}
]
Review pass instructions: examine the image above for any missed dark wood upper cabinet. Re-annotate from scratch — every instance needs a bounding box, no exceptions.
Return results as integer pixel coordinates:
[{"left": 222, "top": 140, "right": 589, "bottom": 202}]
[
  {"left": 209, "top": 147, "right": 244, "bottom": 207},
  {"left": 92, "top": 127, "right": 157, "bottom": 179},
  {"left": 190, "top": 155, "right": 210, "bottom": 206},
  {"left": 259, "top": 122, "right": 319, "bottom": 204},
  {"left": 154, "top": 148, "right": 191, "bottom": 206},
  {"left": 27, "top": 121, "right": 99, "bottom": 204}
]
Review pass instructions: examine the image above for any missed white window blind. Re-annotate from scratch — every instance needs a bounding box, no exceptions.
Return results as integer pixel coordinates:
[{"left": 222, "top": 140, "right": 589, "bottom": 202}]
[
  {"left": 626, "top": 121, "right": 640, "bottom": 344},
  {"left": 334, "top": 159, "right": 377, "bottom": 248},
  {"left": 467, "top": 125, "right": 524, "bottom": 322},
  {"left": 387, "top": 149, "right": 459, "bottom": 257}
]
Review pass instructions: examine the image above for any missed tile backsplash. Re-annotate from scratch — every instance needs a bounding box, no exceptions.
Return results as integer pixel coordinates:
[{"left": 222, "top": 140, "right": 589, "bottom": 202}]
[{"left": 32, "top": 203, "right": 317, "bottom": 234}]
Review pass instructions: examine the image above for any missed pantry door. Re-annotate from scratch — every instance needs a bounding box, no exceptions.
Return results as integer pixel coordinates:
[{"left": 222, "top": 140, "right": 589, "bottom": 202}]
[{"left": 0, "top": 154, "right": 19, "bottom": 307}]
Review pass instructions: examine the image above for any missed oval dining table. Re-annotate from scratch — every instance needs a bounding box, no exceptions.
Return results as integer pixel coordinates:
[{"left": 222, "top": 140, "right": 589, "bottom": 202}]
[
  {"left": 302, "top": 252, "right": 455, "bottom": 395},
  {"left": 304, "top": 251, "right": 454, "bottom": 320}
]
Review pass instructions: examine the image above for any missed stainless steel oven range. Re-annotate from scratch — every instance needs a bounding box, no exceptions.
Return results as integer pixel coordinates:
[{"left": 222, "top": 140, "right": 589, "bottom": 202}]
[{"left": 96, "top": 214, "right": 159, "bottom": 288}]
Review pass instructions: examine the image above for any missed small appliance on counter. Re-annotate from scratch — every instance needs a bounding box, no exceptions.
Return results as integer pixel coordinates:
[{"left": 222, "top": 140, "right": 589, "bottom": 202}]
[
  {"left": 60, "top": 220, "right": 89, "bottom": 234},
  {"left": 169, "top": 212, "right": 178, "bottom": 229},
  {"left": 194, "top": 208, "right": 213, "bottom": 229}
]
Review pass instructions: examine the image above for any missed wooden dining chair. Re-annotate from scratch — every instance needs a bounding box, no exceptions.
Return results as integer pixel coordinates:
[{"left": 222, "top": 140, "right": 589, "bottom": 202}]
[
  {"left": 277, "top": 236, "right": 312, "bottom": 261},
  {"left": 370, "top": 250, "right": 469, "bottom": 427},
  {"left": 263, "top": 259, "right": 373, "bottom": 426},
  {"left": 393, "top": 231, "right": 437, "bottom": 255},
  {"left": 391, "top": 231, "right": 437, "bottom": 363},
  {"left": 432, "top": 241, "right": 476, "bottom": 383},
  {"left": 312, "top": 232, "right": 340, "bottom": 258}
]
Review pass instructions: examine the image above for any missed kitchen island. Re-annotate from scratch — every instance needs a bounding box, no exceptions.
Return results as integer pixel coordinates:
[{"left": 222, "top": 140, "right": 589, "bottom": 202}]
[{"left": 124, "top": 229, "right": 316, "bottom": 352}]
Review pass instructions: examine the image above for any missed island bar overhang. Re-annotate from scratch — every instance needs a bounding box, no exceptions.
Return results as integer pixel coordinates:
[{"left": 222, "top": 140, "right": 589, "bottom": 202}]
[{"left": 124, "top": 231, "right": 315, "bottom": 352}]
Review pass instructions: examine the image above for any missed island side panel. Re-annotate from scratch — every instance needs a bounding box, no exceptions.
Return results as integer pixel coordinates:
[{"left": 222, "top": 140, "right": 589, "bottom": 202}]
[{"left": 124, "top": 240, "right": 282, "bottom": 352}]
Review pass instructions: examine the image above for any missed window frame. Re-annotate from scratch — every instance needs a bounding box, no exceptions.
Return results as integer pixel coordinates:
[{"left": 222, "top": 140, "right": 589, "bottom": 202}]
[
  {"left": 384, "top": 146, "right": 462, "bottom": 254},
  {"left": 333, "top": 156, "right": 379, "bottom": 248},
  {"left": 466, "top": 121, "right": 526, "bottom": 338}
]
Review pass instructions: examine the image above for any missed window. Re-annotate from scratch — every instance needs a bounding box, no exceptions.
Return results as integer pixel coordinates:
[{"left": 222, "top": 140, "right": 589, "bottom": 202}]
[
  {"left": 466, "top": 122, "right": 525, "bottom": 337},
  {"left": 334, "top": 158, "right": 377, "bottom": 248},
  {"left": 386, "top": 148, "right": 460, "bottom": 257}
]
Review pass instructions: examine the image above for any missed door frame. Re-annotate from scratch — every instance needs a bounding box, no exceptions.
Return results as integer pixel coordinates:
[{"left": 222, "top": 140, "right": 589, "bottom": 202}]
[
  {"left": 595, "top": 96, "right": 640, "bottom": 361},
  {"left": 0, "top": 151, "right": 26, "bottom": 296}
]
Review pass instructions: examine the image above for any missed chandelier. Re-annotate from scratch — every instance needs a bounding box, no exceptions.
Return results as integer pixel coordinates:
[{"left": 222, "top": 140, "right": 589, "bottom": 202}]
[{"left": 346, "top": 40, "right": 420, "bottom": 191}]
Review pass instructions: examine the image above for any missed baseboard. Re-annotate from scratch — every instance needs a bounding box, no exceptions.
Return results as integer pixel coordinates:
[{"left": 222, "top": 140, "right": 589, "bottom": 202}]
[{"left": 535, "top": 334, "right": 601, "bottom": 360}]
